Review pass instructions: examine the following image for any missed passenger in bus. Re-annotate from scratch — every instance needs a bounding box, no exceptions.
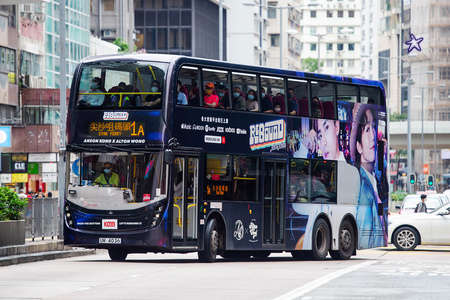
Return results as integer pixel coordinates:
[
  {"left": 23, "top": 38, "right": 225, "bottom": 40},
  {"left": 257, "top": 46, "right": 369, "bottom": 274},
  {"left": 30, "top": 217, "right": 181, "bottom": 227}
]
[
  {"left": 144, "top": 80, "right": 162, "bottom": 109},
  {"left": 232, "top": 87, "right": 246, "bottom": 111},
  {"left": 273, "top": 95, "right": 285, "bottom": 114},
  {"left": 204, "top": 82, "right": 219, "bottom": 108},
  {"left": 122, "top": 85, "right": 141, "bottom": 107},
  {"left": 288, "top": 89, "right": 299, "bottom": 115},
  {"left": 246, "top": 89, "right": 258, "bottom": 112},
  {"left": 187, "top": 86, "right": 200, "bottom": 106},
  {"left": 311, "top": 97, "right": 323, "bottom": 118},
  {"left": 94, "top": 162, "right": 119, "bottom": 187},
  {"left": 216, "top": 85, "right": 230, "bottom": 109},
  {"left": 260, "top": 88, "right": 273, "bottom": 113},
  {"left": 350, "top": 103, "right": 385, "bottom": 247},
  {"left": 80, "top": 77, "right": 106, "bottom": 107},
  {"left": 177, "top": 80, "right": 188, "bottom": 105}
]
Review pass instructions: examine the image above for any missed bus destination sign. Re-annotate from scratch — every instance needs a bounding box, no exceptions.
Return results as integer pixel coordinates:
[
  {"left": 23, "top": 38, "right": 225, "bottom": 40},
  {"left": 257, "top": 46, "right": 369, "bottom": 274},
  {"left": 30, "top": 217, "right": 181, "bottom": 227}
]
[{"left": 88, "top": 121, "right": 145, "bottom": 138}]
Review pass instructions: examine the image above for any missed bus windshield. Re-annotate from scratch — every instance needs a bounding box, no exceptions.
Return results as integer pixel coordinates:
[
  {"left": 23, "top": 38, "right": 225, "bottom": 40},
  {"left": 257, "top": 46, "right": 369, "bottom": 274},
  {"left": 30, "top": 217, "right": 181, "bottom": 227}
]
[
  {"left": 67, "top": 152, "right": 167, "bottom": 209},
  {"left": 77, "top": 61, "right": 168, "bottom": 109}
]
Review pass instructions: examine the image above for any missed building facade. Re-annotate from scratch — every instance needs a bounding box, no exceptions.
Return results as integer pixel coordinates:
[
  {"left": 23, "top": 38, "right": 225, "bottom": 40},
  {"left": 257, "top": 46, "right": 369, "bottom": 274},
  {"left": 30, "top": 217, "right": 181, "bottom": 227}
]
[
  {"left": 134, "top": 0, "right": 227, "bottom": 60},
  {"left": 301, "top": 0, "right": 361, "bottom": 76}
]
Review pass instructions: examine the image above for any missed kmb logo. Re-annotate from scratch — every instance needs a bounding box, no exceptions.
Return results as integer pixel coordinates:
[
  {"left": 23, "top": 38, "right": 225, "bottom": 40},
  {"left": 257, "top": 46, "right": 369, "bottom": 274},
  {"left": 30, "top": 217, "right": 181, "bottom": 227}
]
[{"left": 102, "top": 219, "right": 118, "bottom": 229}]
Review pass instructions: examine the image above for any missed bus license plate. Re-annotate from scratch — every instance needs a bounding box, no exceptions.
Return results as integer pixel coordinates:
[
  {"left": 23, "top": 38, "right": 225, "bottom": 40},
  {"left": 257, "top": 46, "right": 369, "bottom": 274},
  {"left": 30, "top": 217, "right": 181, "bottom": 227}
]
[{"left": 99, "top": 238, "right": 121, "bottom": 244}]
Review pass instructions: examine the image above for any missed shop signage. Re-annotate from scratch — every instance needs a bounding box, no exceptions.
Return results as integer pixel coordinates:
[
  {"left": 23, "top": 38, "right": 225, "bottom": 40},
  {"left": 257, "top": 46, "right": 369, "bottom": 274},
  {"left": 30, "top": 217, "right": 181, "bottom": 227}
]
[
  {"left": 12, "top": 173, "right": 28, "bottom": 183},
  {"left": 0, "top": 126, "right": 11, "bottom": 147},
  {"left": 42, "top": 163, "right": 57, "bottom": 172},
  {"left": 0, "top": 173, "right": 11, "bottom": 183},
  {"left": 28, "top": 162, "right": 39, "bottom": 174},
  {"left": 12, "top": 162, "right": 27, "bottom": 173},
  {"left": 42, "top": 173, "right": 57, "bottom": 183},
  {"left": 28, "top": 153, "right": 57, "bottom": 162}
]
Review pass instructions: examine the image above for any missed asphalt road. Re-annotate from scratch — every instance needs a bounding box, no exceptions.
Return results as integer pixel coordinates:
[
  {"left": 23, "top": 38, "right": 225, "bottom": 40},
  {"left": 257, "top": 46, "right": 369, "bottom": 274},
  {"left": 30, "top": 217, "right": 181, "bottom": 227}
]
[{"left": 1, "top": 245, "right": 450, "bottom": 300}]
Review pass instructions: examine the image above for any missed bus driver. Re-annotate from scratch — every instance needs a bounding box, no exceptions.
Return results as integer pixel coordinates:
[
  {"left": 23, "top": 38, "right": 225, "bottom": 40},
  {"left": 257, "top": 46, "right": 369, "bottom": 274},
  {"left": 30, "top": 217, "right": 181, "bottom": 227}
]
[{"left": 94, "top": 162, "right": 119, "bottom": 187}]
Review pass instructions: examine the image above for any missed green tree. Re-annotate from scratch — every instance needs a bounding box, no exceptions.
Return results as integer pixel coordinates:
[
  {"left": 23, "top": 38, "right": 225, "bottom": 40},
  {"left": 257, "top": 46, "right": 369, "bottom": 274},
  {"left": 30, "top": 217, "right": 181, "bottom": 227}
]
[
  {"left": 302, "top": 57, "right": 323, "bottom": 73},
  {"left": 113, "top": 38, "right": 129, "bottom": 53},
  {"left": 390, "top": 112, "right": 407, "bottom": 121},
  {"left": 0, "top": 187, "right": 28, "bottom": 221}
]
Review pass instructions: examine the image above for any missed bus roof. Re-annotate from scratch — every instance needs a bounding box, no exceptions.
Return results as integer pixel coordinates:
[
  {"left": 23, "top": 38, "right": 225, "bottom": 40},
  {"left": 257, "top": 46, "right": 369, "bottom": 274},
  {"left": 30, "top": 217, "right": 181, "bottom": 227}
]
[{"left": 79, "top": 53, "right": 385, "bottom": 94}]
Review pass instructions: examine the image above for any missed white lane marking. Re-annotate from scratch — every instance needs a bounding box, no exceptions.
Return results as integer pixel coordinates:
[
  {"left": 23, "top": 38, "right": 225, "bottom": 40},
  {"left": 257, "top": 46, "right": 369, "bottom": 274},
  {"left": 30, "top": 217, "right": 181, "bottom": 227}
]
[{"left": 273, "top": 261, "right": 376, "bottom": 300}]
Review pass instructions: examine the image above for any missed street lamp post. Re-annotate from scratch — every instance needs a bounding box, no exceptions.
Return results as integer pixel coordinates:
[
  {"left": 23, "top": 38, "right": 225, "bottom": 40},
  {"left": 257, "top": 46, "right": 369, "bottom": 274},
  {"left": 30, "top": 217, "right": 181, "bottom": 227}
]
[{"left": 437, "top": 84, "right": 446, "bottom": 179}]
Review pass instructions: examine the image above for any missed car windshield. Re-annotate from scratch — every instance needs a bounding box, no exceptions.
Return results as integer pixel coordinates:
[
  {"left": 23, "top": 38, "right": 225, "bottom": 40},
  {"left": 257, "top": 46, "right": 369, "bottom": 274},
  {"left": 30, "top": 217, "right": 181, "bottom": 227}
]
[
  {"left": 403, "top": 196, "right": 441, "bottom": 210},
  {"left": 66, "top": 151, "right": 167, "bottom": 210}
]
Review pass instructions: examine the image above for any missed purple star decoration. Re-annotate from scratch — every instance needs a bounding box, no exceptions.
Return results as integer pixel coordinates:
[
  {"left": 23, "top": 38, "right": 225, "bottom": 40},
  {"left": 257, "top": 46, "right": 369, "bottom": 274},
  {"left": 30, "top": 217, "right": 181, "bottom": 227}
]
[{"left": 405, "top": 34, "right": 424, "bottom": 53}]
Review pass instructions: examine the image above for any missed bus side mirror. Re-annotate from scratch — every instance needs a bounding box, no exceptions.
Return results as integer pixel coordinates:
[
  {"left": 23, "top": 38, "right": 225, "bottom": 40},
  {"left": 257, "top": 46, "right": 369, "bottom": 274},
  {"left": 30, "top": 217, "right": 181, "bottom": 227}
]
[{"left": 164, "top": 149, "right": 174, "bottom": 164}]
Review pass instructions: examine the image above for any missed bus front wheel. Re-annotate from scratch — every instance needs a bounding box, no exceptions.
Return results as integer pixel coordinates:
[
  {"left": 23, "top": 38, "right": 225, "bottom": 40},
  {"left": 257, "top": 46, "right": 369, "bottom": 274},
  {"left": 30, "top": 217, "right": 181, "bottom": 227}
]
[
  {"left": 108, "top": 248, "right": 128, "bottom": 261},
  {"left": 330, "top": 219, "right": 354, "bottom": 260},
  {"left": 311, "top": 218, "right": 330, "bottom": 261},
  {"left": 198, "top": 218, "right": 219, "bottom": 263}
]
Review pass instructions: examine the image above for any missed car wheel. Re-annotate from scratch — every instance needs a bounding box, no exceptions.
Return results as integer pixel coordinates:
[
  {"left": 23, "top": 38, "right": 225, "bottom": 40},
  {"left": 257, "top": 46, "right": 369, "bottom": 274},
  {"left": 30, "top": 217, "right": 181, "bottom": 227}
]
[
  {"left": 198, "top": 218, "right": 219, "bottom": 263},
  {"left": 310, "top": 218, "right": 330, "bottom": 260},
  {"left": 330, "top": 219, "right": 355, "bottom": 260},
  {"left": 393, "top": 226, "right": 419, "bottom": 251}
]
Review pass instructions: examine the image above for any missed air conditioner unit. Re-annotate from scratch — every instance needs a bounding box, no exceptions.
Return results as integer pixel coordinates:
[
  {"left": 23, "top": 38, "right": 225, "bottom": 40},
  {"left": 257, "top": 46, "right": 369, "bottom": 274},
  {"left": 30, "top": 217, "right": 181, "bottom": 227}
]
[
  {"left": 37, "top": 77, "right": 47, "bottom": 88},
  {"left": 339, "top": 69, "right": 344, "bottom": 73},
  {"left": 103, "top": 30, "right": 114, "bottom": 37},
  {"left": 24, "top": 75, "right": 38, "bottom": 88},
  {"left": 338, "top": 3, "right": 343, "bottom": 8},
  {"left": 22, "top": 4, "right": 35, "bottom": 14}
]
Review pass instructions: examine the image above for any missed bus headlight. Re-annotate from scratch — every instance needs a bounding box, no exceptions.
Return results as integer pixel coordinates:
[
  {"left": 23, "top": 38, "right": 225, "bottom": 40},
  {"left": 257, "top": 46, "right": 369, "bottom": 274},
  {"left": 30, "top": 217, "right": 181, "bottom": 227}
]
[{"left": 65, "top": 203, "right": 75, "bottom": 228}]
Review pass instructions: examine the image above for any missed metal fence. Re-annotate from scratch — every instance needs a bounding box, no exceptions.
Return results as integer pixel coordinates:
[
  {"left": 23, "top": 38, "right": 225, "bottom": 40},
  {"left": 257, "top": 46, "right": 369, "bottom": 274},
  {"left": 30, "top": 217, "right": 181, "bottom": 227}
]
[{"left": 24, "top": 197, "right": 60, "bottom": 241}]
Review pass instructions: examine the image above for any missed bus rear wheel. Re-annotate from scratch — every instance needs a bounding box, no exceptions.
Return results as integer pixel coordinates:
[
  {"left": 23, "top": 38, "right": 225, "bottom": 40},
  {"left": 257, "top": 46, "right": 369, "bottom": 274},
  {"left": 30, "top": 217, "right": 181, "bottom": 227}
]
[
  {"left": 311, "top": 219, "right": 330, "bottom": 261},
  {"left": 330, "top": 219, "right": 354, "bottom": 260},
  {"left": 198, "top": 218, "right": 219, "bottom": 263},
  {"left": 108, "top": 248, "right": 128, "bottom": 261}
]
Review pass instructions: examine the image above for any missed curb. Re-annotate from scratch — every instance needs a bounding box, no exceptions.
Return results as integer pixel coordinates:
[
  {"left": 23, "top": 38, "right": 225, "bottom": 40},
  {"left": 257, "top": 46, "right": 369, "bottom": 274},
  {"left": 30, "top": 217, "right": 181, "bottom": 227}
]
[{"left": 0, "top": 240, "right": 96, "bottom": 267}]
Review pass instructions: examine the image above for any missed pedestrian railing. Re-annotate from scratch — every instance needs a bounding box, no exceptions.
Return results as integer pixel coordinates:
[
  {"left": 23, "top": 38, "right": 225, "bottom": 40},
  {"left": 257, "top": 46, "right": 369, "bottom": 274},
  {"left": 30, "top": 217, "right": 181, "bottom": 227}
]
[{"left": 24, "top": 197, "right": 60, "bottom": 241}]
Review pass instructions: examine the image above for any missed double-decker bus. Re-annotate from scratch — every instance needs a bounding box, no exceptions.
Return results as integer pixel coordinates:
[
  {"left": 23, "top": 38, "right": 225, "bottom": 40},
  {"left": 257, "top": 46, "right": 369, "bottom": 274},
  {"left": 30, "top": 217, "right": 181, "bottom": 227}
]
[{"left": 64, "top": 54, "right": 388, "bottom": 262}]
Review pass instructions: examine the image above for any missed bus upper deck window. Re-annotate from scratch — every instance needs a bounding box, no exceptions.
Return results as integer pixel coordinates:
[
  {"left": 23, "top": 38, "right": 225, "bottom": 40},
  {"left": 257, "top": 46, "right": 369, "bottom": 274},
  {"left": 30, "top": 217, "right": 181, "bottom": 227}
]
[
  {"left": 360, "top": 86, "right": 381, "bottom": 105},
  {"left": 311, "top": 81, "right": 335, "bottom": 119}
]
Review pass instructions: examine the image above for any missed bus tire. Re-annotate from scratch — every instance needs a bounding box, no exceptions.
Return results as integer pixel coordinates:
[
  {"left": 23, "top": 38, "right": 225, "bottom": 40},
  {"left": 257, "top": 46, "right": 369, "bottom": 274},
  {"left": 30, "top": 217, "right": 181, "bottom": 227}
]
[
  {"left": 198, "top": 218, "right": 219, "bottom": 263},
  {"left": 330, "top": 219, "right": 354, "bottom": 260},
  {"left": 108, "top": 248, "right": 128, "bottom": 261},
  {"left": 311, "top": 218, "right": 330, "bottom": 261}
]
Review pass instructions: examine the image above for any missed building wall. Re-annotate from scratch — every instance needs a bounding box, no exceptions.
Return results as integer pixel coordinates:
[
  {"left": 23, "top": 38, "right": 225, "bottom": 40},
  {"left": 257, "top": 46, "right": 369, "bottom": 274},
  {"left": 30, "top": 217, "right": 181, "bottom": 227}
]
[
  {"left": 226, "top": 0, "right": 268, "bottom": 66},
  {"left": 0, "top": 6, "right": 19, "bottom": 122},
  {"left": 90, "top": 0, "right": 135, "bottom": 51},
  {"left": 301, "top": 0, "right": 361, "bottom": 77}
]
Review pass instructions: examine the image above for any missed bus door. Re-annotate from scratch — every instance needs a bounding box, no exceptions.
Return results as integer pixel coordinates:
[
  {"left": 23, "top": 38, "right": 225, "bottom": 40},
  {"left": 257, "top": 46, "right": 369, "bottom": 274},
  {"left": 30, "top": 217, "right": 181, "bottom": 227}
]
[
  {"left": 263, "top": 160, "right": 286, "bottom": 245},
  {"left": 172, "top": 155, "right": 199, "bottom": 247}
]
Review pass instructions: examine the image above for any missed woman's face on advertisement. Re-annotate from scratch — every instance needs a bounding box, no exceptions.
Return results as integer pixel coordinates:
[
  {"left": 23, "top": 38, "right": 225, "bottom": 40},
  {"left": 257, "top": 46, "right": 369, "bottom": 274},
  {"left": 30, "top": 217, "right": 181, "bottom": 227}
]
[{"left": 358, "top": 109, "right": 375, "bottom": 163}]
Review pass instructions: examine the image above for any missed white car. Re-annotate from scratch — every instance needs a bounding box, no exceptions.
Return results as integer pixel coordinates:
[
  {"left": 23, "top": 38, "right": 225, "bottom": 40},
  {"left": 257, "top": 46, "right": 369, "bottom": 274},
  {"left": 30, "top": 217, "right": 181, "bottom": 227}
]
[{"left": 388, "top": 203, "right": 450, "bottom": 250}]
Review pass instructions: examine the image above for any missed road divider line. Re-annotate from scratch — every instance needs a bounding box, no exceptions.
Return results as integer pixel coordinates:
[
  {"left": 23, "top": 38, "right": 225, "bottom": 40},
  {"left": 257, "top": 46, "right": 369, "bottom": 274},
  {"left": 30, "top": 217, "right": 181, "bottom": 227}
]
[{"left": 273, "top": 260, "right": 376, "bottom": 300}]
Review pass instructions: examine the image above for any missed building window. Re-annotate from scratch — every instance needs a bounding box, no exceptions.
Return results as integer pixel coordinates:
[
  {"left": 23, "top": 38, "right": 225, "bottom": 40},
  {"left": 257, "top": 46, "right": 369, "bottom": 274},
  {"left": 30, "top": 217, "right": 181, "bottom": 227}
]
[
  {"left": 268, "top": 6, "right": 277, "bottom": 18},
  {"left": 440, "top": 67, "right": 450, "bottom": 80},
  {"left": 338, "top": 11, "right": 343, "bottom": 18},
  {"left": 327, "top": 27, "right": 333, "bottom": 34},
  {"left": 337, "top": 44, "right": 344, "bottom": 51},
  {"left": 349, "top": 11, "right": 355, "bottom": 18},
  {"left": 270, "top": 34, "right": 280, "bottom": 47},
  {"left": 311, "top": 11, "right": 316, "bottom": 18},
  {"left": 327, "top": 43, "right": 333, "bottom": 50},
  {"left": 348, "top": 59, "right": 355, "bottom": 68},
  {"left": 310, "top": 27, "right": 316, "bottom": 35},
  {"left": 348, "top": 44, "right": 355, "bottom": 51},
  {"left": 327, "top": 11, "right": 333, "bottom": 18},
  {"left": 104, "top": 0, "right": 114, "bottom": 11},
  {"left": 310, "top": 44, "right": 317, "bottom": 51},
  {"left": 326, "top": 60, "right": 333, "bottom": 67},
  {"left": 337, "top": 60, "right": 344, "bottom": 67}
]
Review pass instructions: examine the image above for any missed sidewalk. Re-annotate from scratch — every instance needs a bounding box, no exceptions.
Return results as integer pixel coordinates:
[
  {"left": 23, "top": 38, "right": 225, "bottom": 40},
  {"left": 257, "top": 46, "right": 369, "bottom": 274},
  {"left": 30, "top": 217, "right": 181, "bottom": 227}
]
[{"left": 0, "top": 239, "right": 96, "bottom": 267}]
